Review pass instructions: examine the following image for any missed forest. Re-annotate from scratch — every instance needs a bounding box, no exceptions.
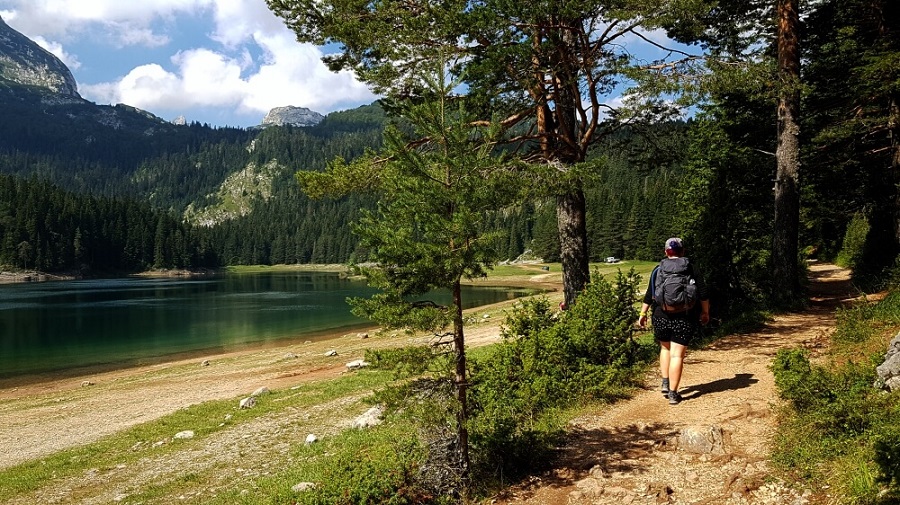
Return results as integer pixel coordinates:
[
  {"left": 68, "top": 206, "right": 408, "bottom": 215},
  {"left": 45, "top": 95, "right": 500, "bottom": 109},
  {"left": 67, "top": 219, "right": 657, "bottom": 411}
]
[{"left": 0, "top": 0, "right": 896, "bottom": 310}]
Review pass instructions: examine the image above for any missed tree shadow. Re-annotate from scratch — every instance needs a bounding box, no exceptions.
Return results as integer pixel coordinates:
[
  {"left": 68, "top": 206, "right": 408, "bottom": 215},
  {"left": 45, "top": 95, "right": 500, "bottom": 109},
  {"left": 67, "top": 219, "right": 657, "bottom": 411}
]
[
  {"left": 490, "top": 421, "right": 678, "bottom": 501},
  {"left": 679, "top": 373, "right": 758, "bottom": 400}
]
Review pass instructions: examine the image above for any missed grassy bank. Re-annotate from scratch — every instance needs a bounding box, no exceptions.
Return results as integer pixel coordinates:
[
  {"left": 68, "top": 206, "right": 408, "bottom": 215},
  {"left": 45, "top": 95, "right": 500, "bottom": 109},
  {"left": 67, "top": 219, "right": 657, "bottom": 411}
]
[{"left": 771, "top": 291, "right": 900, "bottom": 504}]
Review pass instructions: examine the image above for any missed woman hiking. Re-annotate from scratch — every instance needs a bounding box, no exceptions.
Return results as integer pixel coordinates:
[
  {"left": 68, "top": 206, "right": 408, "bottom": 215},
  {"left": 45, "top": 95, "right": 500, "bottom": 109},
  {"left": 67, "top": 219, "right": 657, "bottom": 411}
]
[{"left": 638, "top": 237, "right": 710, "bottom": 405}]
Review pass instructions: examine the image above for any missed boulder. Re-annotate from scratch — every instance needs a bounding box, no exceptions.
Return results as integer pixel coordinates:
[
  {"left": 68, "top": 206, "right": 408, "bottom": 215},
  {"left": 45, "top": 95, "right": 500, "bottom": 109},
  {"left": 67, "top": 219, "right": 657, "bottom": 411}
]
[
  {"left": 251, "top": 386, "right": 270, "bottom": 397},
  {"left": 239, "top": 397, "right": 256, "bottom": 409},
  {"left": 876, "top": 333, "right": 900, "bottom": 391},
  {"left": 677, "top": 425, "right": 727, "bottom": 454},
  {"left": 173, "top": 430, "right": 195, "bottom": 440},
  {"left": 291, "top": 482, "right": 316, "bottom": 492},
  {"left": 351, "top": 406, "right": 384, "bottom": 429},
  {"left": 346, "top": 359, "right": 370, "bottom": 370}
]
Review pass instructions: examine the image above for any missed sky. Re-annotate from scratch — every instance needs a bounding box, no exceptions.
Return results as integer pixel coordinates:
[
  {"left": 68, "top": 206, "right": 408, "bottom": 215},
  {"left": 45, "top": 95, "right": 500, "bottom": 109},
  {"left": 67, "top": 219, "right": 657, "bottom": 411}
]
[
  {"left": 0, "top": 0, "right": 378, "bottom": 128},
  {"left": 0, "top": 0, "right": 695, "bottom": 129}
]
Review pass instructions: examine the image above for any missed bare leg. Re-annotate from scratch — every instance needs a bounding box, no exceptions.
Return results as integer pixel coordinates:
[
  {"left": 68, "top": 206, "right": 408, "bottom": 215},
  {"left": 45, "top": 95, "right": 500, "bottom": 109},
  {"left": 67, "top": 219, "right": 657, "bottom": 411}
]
[
  {"left": 668, "top": 342, "right": 687, "bottom": 391},
  {"left": 659, "top": 341, "right": 671, "bottom": 380}
]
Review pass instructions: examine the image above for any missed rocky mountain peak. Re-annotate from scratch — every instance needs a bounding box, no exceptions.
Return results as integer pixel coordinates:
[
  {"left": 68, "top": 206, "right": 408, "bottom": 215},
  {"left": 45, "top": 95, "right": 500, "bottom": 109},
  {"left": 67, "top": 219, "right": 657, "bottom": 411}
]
[
  {"left": 0, "top": 16, "right": 80, "bottom": 97},
  {"left": 260, "top": 106, "right": 324, "bottom": 128}
]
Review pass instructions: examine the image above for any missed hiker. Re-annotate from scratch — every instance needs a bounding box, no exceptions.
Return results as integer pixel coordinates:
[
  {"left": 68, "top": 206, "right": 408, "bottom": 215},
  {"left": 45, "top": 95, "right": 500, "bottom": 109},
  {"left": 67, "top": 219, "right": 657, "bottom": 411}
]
[{"left": 637, "top": 237, "right": 710, "bottom": 405}]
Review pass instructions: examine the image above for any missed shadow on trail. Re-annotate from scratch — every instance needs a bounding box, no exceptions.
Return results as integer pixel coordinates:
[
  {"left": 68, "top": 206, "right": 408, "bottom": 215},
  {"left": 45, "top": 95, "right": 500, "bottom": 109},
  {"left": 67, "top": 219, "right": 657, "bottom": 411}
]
[
  {"left": 494, "top": 422, "right": 677, "bottom": 500},
  {"left": 679, "top": 373, "right": 758, "bottom": 401}
]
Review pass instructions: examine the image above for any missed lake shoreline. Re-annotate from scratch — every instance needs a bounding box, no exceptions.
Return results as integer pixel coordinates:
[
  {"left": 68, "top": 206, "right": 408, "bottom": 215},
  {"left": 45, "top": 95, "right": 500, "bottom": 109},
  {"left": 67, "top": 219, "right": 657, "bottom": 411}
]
[
  {"left": 0, "top": 271, "right": 565, "bottom": 470},
  {"left": 0, "top": 264, "right": 353, "bottom": 285},
  {"left": 0, "top": 267, "right": 560, "bottom": 392}
]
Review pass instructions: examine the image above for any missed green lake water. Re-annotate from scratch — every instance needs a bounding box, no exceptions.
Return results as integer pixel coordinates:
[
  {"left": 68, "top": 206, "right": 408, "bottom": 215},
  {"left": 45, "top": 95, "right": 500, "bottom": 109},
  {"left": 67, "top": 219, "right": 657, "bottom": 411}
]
[{"left": 0, "top": 272, "right": 534, "bottom": 379}]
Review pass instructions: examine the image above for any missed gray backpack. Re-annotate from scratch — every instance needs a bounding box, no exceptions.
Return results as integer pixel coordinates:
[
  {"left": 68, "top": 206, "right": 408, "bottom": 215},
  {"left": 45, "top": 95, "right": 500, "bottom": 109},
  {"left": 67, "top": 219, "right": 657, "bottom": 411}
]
[{"left": 653, "top": 257, "right": 698, "bottom": 313}]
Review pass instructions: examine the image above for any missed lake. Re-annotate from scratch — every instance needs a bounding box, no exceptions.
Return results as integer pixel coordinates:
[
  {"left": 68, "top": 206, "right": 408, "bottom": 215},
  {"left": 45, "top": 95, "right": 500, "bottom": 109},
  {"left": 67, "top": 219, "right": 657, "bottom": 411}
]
[{"left": 0, "top": 272, "right": 534, "bottom": 379}]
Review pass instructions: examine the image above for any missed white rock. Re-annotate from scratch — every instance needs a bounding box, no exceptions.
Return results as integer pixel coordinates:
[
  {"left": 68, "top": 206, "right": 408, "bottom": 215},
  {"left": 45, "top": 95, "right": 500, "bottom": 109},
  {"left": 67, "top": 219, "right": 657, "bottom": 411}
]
[
  {"left": 81, "top": 380, "right": 94, "bottom": 387},
  {"left": 305, "top": 434, "right": 318, "bottom": 444},
  {"left": 173, "top": 430, "right": 195, "bottom": 440},
  {"left": 352, "top": 406, "right": 384, "bottom": 429},
  {"left": 239, "top": 397, "right": 257, "bottom": 409},
  {"left": 358, "top": 332, "right": 369, "bottom": 339},
  {"left": 201, "top": 360, "right": 210, "bottom": 366},
  {"left": 251, "top": 386, "right": 270, "bottom": 397},
  {"left": 346, "top": 359, "right": 370, "bottom": 370},
  {"left": 324, "top": 349, "right": 338, "bottom": 357},
  {"left": 261, "top": 106, "right": 324, "bottom": 127},
  {"left": 292, "top": 482, "right": 317, "bottom": 492}
]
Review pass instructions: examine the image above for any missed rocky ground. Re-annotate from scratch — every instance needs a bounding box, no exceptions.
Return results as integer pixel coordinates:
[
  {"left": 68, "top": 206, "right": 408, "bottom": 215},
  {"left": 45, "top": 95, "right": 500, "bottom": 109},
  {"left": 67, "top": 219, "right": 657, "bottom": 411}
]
[{"left": 0, "top": 263, "right": 865, "bottom": 504}]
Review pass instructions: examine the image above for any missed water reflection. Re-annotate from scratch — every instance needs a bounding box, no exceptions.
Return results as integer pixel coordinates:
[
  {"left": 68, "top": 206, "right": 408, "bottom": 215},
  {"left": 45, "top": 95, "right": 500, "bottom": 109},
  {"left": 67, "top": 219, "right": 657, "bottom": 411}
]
[{"left": 0, "top": 273, "right": 534, "bottom": 378}]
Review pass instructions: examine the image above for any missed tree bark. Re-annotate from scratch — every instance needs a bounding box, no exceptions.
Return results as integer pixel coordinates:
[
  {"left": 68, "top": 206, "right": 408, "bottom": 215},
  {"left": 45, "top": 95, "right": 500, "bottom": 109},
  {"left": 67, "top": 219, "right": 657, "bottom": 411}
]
[
  {"left": 890, "top": 95, "right": 900, "bottom": 245},
  {"left": 772, "top": 0, "right": 801, "bottom": 303},
  {"left": 451, "top": 279, "right": 470, "bottom": 479},
  {"left": 558, "top": 189, "right": 590, "bottom": 306}
]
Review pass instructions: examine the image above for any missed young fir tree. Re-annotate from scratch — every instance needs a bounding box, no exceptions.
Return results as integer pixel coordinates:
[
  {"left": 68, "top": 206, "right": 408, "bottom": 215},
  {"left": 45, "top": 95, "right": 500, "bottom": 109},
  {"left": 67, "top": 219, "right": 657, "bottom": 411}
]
[{"left": 296, "top": 70, "right": 520, "bottom": 484}]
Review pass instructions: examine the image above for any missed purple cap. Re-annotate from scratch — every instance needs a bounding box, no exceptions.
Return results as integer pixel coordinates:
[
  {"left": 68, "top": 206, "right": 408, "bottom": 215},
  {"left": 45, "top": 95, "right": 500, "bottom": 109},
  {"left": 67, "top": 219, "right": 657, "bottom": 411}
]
[{"left": 665, "top": 237, "right": 684, "bottom": 252}]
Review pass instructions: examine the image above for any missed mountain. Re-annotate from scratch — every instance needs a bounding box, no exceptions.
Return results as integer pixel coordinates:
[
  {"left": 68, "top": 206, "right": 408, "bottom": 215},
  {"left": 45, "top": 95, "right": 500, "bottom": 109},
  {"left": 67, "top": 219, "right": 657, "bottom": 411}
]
[
  {"left": 260, "top": 106, "right": 325, "bottom": 128},
  {"left": 0, "top": 15, "right": 79, "bottom": 97}
]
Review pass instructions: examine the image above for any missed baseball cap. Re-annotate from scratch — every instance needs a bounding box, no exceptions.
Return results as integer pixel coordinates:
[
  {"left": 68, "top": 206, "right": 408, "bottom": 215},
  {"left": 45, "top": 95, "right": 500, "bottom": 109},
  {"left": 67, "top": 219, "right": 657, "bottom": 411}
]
[{"left": 665, "top": 237, "right": 684, "bottom": 253}]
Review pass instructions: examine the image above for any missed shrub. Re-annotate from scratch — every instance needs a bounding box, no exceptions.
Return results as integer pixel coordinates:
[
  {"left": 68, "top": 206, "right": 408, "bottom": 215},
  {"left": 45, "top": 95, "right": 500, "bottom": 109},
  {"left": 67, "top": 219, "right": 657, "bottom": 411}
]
[
  {"left": 836, "top": 212, "right": 869, "bottom": 270},
  {"left": 366, "top": 346, "right": 442, "bottom": 378},
  {"left": 466, "top": 268, "right": 652, "bottom": 481}
]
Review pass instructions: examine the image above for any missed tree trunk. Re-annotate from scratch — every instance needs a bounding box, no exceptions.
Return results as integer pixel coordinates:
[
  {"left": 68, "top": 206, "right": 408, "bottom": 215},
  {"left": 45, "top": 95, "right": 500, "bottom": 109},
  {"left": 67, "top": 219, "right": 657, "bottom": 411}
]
[
  {"left": 451, "top": 279, "right": 470, "bottom": 479},
  {"left": 772, "top": 0, "right": 801, "bottom": 304},
  {"left": 553, "top": 22, "right": 590, "bottom": 308},
  {"left": 890, "top": 95, "right": 900, "bottom": 246},
  {"left": 558, "top": 188, "right": 590, "bottom": 306}
]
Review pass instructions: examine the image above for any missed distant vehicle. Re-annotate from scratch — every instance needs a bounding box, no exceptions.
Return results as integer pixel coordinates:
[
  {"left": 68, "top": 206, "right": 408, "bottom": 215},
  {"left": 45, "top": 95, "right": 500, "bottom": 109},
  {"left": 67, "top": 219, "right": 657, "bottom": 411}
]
[{"left": 605, "top": 257, "right": 619, "bottom": 263}]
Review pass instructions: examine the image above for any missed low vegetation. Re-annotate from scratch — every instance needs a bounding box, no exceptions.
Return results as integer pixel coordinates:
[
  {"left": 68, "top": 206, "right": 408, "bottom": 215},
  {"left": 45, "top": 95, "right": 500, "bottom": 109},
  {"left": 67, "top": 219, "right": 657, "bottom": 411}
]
[{"left": 771, "top": 290, "right": 900, "bottom": 504}]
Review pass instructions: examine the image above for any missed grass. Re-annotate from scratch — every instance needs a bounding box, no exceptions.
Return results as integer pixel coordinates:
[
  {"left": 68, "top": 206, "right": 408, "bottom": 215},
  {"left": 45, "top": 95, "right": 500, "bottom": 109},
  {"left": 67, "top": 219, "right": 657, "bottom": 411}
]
[
  {"left": 770, "top": 290, "right": 900, "bottom": 504},
  {"left": 0, "top": 369, "right": 398, "bottom": 502}
]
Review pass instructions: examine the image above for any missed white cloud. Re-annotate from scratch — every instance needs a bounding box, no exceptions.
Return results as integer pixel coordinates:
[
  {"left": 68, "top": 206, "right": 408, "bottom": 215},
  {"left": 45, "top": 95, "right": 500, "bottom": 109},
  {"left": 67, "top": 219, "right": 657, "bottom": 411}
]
[
  {"left": 80, "top": 32, "right": 376, "bottom": 122},
  {"left": 111, "top": 24, "right": 170, "bottom": 48}
]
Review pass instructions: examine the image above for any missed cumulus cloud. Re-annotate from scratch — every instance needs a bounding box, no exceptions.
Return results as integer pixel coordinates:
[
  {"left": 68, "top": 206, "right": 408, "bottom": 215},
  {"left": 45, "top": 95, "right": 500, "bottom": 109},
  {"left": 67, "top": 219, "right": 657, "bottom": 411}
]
[{"left": 80, "top": 32, "right": 375, "bottom": 123}]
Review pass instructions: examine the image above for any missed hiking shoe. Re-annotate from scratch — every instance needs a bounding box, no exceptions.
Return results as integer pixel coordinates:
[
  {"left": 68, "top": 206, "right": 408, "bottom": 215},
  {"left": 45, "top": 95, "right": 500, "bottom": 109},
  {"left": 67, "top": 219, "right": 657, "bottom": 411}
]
[
  {"left": 668, "top": 390, "right": 682, "bottom": 405},
  {"left": 661, "top": 379, "right": 670, "bottom": 396}
]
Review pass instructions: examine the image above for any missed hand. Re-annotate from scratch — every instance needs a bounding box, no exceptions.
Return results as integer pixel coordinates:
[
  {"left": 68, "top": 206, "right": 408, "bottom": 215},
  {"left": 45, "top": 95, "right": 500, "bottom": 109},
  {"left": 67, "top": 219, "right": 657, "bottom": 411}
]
[
  {"left": 638, "top": 314, "right": 647, "bottom": 328},
  {"left": 700, "top": 312, "right": 710, "bottom": 325}
]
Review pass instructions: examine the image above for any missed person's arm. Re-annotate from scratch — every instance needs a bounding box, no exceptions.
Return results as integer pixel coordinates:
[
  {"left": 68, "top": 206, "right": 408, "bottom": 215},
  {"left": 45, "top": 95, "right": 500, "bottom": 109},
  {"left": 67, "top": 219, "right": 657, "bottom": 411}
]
[
  {"left": 638, "top": 300, "right": 651, "bottom": 327},
  {"left": 638, "top": 269, "right": 655, "bottom": 328},
  {"left": 691, "top": 262, "right": 711, "bottom": 325}
]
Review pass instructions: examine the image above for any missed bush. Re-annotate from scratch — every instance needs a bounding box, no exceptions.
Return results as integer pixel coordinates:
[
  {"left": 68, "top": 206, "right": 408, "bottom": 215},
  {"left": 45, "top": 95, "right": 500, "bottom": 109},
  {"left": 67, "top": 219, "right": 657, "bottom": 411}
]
[
  {"left": 366, "top": 346, "right": 442, "bottom": 378},
  {"left": 836, "top": 212, "right": 869, "bottom": 270},
  {"left": 466, "top": 268, "right": 653, "bottom": 482}
]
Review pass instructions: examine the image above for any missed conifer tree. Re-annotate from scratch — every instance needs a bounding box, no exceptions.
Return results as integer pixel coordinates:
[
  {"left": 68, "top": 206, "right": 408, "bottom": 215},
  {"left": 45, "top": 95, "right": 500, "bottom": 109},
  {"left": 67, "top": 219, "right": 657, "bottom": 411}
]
[
  {"left": 267, "top": 0, "right": 709, "bottom": 306},
  {"left": 296, "top": 66, "right": 520, "bottom": 487}
]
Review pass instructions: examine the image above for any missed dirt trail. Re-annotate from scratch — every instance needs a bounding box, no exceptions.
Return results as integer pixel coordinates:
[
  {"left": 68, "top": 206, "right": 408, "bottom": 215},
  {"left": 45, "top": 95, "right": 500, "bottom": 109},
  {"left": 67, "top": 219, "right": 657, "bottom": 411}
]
[{"left": 490, "top": 262, "right": 859, "bottom": 505}]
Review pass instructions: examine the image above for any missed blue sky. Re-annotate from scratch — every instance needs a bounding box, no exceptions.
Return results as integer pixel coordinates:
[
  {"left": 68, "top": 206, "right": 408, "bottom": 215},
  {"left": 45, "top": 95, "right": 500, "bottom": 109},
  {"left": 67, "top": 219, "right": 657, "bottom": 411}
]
[{"left": 0, "top": 0, "right": 696, "bottom": 129}]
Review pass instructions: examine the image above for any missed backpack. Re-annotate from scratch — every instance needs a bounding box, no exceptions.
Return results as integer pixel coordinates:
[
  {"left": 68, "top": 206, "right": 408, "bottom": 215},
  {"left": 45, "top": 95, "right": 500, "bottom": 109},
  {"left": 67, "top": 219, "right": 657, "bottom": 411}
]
[{"left": 653, "top": 257, "right": 698, "bottom": 314}]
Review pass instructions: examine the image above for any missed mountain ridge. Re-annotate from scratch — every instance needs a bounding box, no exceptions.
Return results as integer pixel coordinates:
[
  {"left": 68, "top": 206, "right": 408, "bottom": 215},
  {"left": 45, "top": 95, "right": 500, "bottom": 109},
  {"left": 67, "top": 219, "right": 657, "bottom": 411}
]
[{"left": 0, "top": 15, "right": 80, "bottom": 97}]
